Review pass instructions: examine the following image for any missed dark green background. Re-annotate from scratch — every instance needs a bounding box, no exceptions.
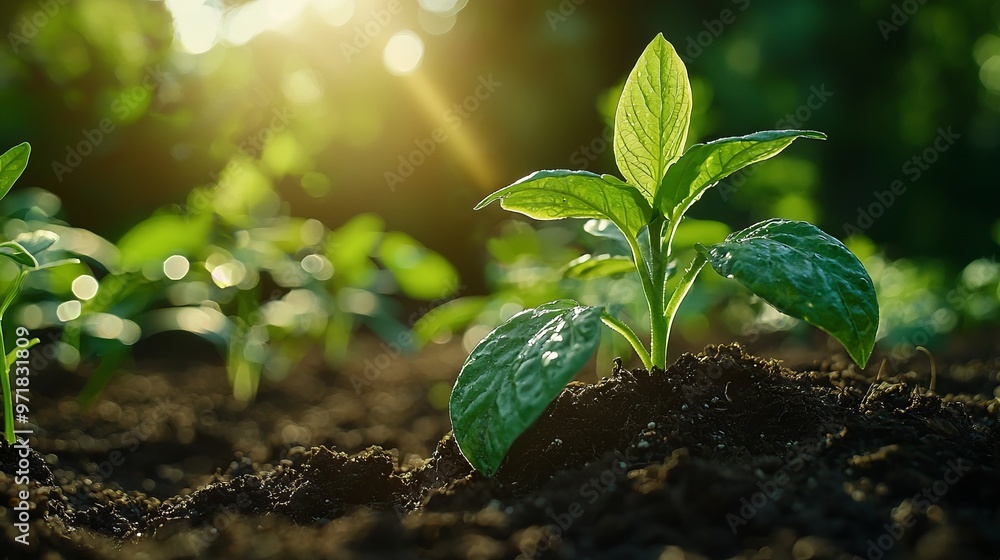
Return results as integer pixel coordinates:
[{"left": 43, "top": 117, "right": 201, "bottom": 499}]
[{"left": 1, "top": 0, "right": 998, "bottom": 288}]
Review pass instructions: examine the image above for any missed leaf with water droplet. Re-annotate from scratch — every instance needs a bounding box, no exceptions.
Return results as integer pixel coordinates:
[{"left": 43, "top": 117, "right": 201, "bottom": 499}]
[
  {"left": 450, "top": 300, "right": 603, "bottom": 476},
  {"left": 696, "top": 219, "right": 879, "bottom": 366}
]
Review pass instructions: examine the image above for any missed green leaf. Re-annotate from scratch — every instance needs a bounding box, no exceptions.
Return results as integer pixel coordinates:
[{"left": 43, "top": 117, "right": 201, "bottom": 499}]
[
  {"left": 583, "top": 219, "right": 631, "bottom": 256},
  {"left": 117, "top": 212, "right": 213, "bottom": 271},
  {"left": 476, "top": 170, "right": 652, "bottom": 239},
  {"left": 325, "top": 213, "right": 384, "bottom": 286},
  {"left": 13, "top": 230, "right": 60, "bottom": 255},
  {"left": 697, "top": 219, "right": 879, "bottom": 366},
  {"left": 378, "top": 231, "right": 459, "bottom": 301},
  {"left": 33, "top": 258, "right": 81, "bottom": 271},
  {"left": 450, "top": 301, "right": 603, "bottom": 476},
  {"left": 0, "top": 241, "right": 38, "bottom": 268},
  {"left": 0, "top": 142, "right": 30, "bottom": 200},
  {"left": 6, "top": 338, "right": 39, "bottom": 371},
  {"left": 658, "top": 130, "right": 826, "bottom": 219},
  {"left": 671, "top": 219, "right": 731, "bottom": 250},
  {"left": 412, "top": 296, "right": 488, "bottom": 344},
  {"left": 563, "top": 254, "right": 635, "bottom": 279},
  {"left": 614, "top": 33, "right": 692, "bottom": 201}
]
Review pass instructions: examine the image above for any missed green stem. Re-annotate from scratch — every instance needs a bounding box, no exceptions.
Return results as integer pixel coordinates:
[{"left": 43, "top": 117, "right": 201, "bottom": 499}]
[
  {"left": 648, "top": 295, "right": 667, "bottom": 369},
  {"left": 660, "top": 215, "right": 682, "bottom": 289},
  {"left": 623, "top": 232, "right": 662, "bottom": 369},
  {"left": 0, "top": 319, "right": 11, "bottom": 444},
  {"left": 600, "top": 310, "right": 651, "bottom": 370},
  {"left": 0, "top": 271, "right": 26, "bottom": 445},
  {"left": 645, "top": 216, "right": 680, "bottom": 369},
  {"left": 662, "top": 252, "right": 708, "bottom": 364}
]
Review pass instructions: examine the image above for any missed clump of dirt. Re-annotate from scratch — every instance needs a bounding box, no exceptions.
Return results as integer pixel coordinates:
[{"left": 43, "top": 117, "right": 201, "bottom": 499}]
[{"left": 1, "top": 341, "right": 999, "bottom": 559}]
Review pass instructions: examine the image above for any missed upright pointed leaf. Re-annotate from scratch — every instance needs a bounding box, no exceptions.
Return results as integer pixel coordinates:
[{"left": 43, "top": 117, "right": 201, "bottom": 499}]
[
  {"left": 614, "top": 33, "right": 692, "bottom": 201},
  {"left": 658, "top": 130, "right": 826, "bottom": 219},
  {"left": 476, "top": 170, "right": 652, "bottom": 239},
  {"left": 450, "top": 301, "right": 604, "bottom": 476},
  {"left": 0, "top": 142, "right": 31, "bottom": 200},
  {"left": 697, "top": 219, "right": 878, "bottom": 366}
]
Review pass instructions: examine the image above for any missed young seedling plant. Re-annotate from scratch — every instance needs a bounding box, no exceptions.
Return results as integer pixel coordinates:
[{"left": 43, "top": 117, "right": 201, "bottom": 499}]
[
  {"left": 450, "top": 34, "right": 879, "bottom": 476},
  {"left": 0, "top": 142, "right": 79, "bottom": 443}
]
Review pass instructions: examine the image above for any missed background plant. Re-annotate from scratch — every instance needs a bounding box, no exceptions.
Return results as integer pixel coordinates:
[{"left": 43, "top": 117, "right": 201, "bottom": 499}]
[
  {"left": 450, "top": 35, "right": 879, "bottom": 476},
  {"left": 0, "top": 142, "right": 78, "bottom": 443},
  {"left": 63, "top": 164, "right": 458, "bottom": 404},
  {"left": 2, "top": 155, "right": 459, "bottom": 405}
]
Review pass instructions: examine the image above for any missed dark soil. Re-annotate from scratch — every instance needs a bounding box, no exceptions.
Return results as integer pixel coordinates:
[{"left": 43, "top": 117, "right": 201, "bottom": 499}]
[{"left": 1, "top": 338, "right": 999, "bottom": 559}]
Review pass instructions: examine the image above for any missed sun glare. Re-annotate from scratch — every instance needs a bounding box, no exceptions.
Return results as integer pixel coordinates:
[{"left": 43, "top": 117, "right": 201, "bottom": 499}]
[
  {"left": 166, "top": 0, "right": 467, "bottom": 64},
  {"left": 315, "top": 0, "right": 355, "bottom": 27},
  {"left": 172, "top": 4, "right": 222, "bottom": 54},
  {"left": 382, "top": 30, "right": 425, "bottom": 76}
]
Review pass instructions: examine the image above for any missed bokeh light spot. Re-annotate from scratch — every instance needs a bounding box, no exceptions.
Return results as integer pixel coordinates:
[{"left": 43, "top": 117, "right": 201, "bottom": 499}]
[
  {"left": 418, "top": 0, "right": 467, "bottom": 16},
  {"left": 979, "top": 55, "right": 1000, "bottom": 94},
  {"left": 170, "top": 4, "right": 222, "bottom": 54},
  {"left": 283, "top": 69, "right": 324, "bottom": 104},
  {"left": 418, "top": 9, "right": 457, "bottom": 36},
  {"left": 383, "top": 31, "right": 424, "bottom": 76},
  {"left": 57, "top": 300, "right": 82, "bottom": 322},
  {"left": 19, "top": 304, "right": 43, "bottom": 330},
  {"left": 164, "top": 255, "right": 191, "bottom": 280},
  {"left": 316, "top": 0, "right": 355, "bottom": 26},
  {"left": 71, "top": 275, "right": 99, "bottom": 301}
]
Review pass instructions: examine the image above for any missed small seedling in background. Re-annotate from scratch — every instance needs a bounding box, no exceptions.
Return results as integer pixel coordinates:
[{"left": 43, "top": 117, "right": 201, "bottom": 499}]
[
  {"left": 59, "top": 181, "right": 459, "bottom": 405},
  {"left": 915, "top": 345, "right": 937, "bottom": 393},
  {"left": 0, "top": 143, "right": 79, "bottom": 443},
  {"left": 450, "top": 34, "right": 880, "bottom": 476}
]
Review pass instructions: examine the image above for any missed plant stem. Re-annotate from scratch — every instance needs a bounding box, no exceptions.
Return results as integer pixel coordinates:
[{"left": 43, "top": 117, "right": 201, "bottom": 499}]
[
  {"left": 600, "top": 310, "right": 651, "bottom": 370},
  {"left": 646, "top": 216, "right": 676, "bottom": 370},
  {"left": 0, "top": 271, "right": 26, "bottom": 445},
  {"left": 660, "top": 215, "right": 682, "bottom": 298},
  {"left": 662, "top": 252, "right": 708, "bottom": 365},
  {"left": 648, "top": 300, "right": 667, "bottom": 369},
  {"left": 623, "top": 232, "right": 662, "bottom": 369},
  {"left": 0, "top": 319, "right": 11, "bottom": 444}
]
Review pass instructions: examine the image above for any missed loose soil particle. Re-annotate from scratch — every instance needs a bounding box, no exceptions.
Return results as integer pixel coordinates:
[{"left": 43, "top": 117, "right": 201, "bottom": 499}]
[{"left": 1, "top": 340, "right": 998, "bottom": 559}]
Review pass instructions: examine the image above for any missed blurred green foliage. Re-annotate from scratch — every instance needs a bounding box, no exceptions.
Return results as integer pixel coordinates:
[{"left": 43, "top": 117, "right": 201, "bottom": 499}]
[
  {"left": 3, "top": 156, "right": 458, "bottom": 402},
  {"left": 0, "top": 0, "right": 997, "bottom": 388},
  {"left": 2, "top": 1, "right": 999, "bottom": 268}
]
